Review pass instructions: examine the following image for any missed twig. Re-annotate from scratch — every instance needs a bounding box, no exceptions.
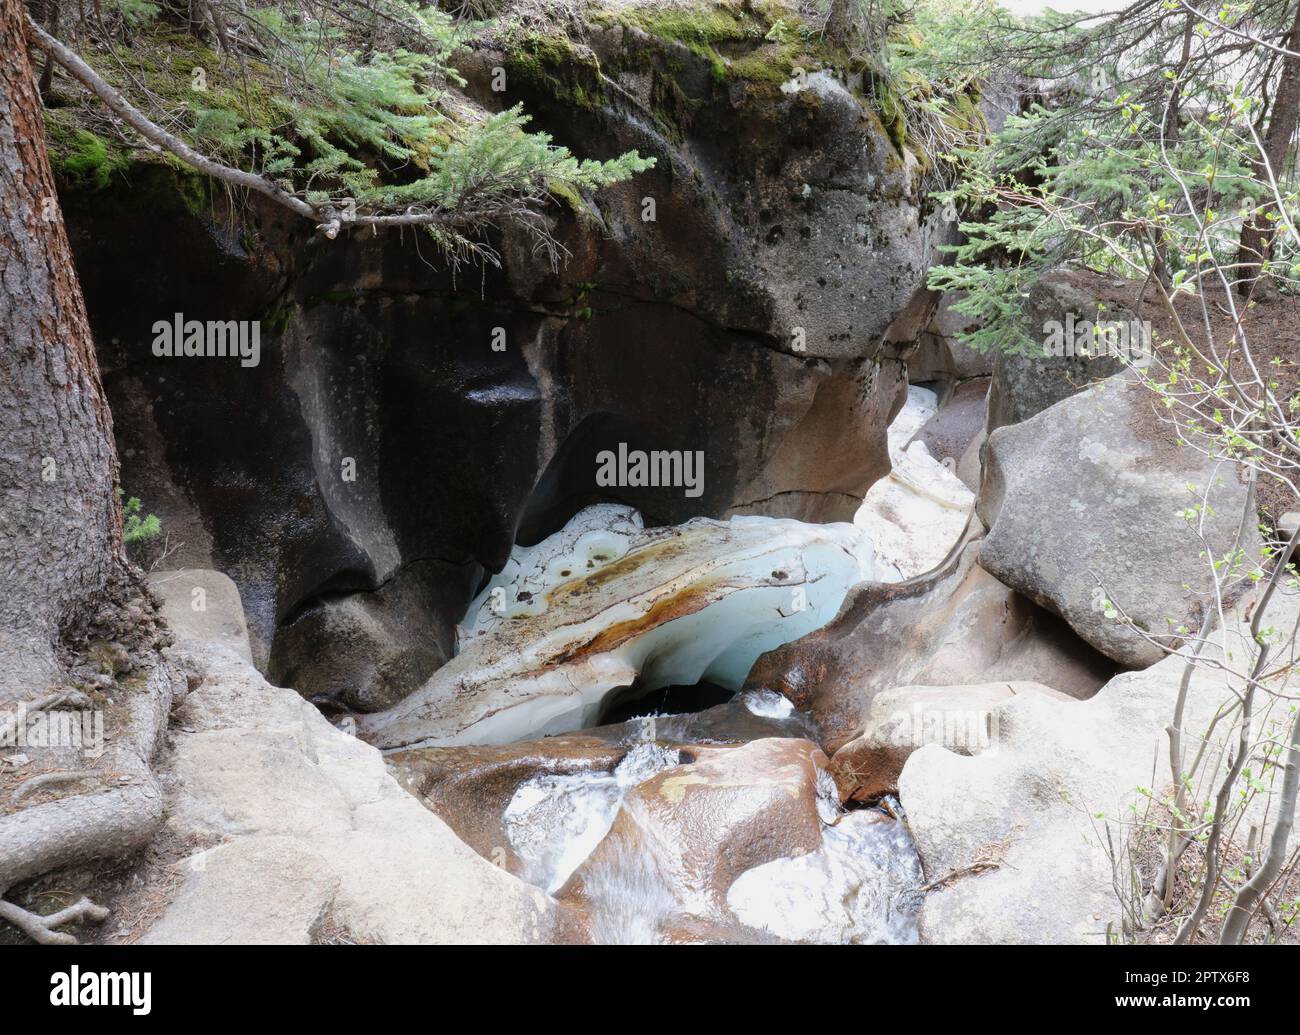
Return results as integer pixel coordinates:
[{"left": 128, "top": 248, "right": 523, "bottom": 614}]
[{"left": 919, "top": 860, "right": 1001, "bottom": 892}]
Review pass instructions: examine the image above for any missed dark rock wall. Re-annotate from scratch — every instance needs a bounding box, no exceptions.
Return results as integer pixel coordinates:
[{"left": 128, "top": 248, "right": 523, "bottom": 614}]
[{"left": 64, "top": 27, "right": 950, "bottom": 711}]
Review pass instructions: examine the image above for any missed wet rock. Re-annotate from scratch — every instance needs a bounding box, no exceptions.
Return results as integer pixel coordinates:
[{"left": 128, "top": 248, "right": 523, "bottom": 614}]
[
  {"left": 358, "top": 508, "right": 876, "bottom": 750},
  {"left": 745, "top": 541, "right": 1116, "bottom": 750},
  {"left": 500, "top": 741, "right": 681, "bottom": 894},
  {"left": 828, "top": 681, "right": 1074, "bottom": 803},
  {"left": 558, "top": 738, "right": 829, "bottom": 930},
  {"left": 386, "top": 687, "right": 821, "bottom": 878},
  {"left": 978, "top": 373, "right": 1260, "bottom": 667},
  {"left": 643, "top": 688, "right": 823, "bottom": 746},
  {"left": 725, "top": 808, "right": 923, "bottom": 944},
  {"left": 387, "top": 733, "right": 628, "bottom": 876},
  {"left": 545, "top": 737, "right": 925, "bottom": 944}
]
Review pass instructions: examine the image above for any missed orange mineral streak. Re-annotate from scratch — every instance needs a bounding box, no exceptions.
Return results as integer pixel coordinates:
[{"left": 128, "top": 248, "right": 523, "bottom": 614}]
[
  {"left": 553, "top": 575, "right": 733, "bottom": 664},
  {"left": 528, "top": 530, "right": 787, "bottom": 668},
  {"left": 545, "top": 534, "right": 700, "bottom": 603},
  {"left": 464, "top": 569, "right": 778, "bottom": 700}
]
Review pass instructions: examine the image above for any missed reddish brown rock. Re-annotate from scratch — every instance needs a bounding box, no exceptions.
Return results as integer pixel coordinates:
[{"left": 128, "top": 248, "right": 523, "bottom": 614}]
[
  {"left": 745, "top": 541, "right": 1116, "bottom": 751},
  {"left": 388, "top": 734, "right": 626, "bottom": 874},
  {"left": 559, "top": 738, "right": 829, "bottom": 931}
]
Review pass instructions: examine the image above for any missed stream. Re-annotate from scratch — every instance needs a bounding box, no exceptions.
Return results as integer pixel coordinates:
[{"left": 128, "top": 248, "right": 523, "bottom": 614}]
[{"left": 373, "top": 387, "right": 971, "bottom": 944}]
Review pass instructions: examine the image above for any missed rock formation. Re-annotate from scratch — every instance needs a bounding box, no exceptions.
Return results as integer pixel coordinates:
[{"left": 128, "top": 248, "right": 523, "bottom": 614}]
[
  {"left": 978, "top": 372, "right": 1260, "bottom": 667},
  {"left": 745, "top": 539, "right": 1117, "bottom": 749},
  {"left": 358, "top": 506, "right": 877, "bottom": 749},
  {"left": 67, "top": 7, "right": 952, "bottom": 714}
]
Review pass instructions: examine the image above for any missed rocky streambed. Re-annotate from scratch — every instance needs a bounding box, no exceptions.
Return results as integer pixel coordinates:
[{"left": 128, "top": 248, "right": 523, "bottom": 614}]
[
  {"left": 49, "top": 0, "right": 1286, "bottom": 940},
  {"left": 122, "top": 308, "right": 1293, "bottom": 946},
  {"left": 339, "top": 386, "right": 971, "bottom": 943},
  {"left": 134, "top": 385, "right": 976, "bottom": 944}
]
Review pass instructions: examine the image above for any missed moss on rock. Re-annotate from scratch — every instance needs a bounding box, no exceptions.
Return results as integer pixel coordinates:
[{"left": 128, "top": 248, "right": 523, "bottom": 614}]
[
  {"left": 502, "top": 30, "right": 606, "bottom": 111},
  {"left": 44, "top": 117, "right": 129, "bottom": 192}
]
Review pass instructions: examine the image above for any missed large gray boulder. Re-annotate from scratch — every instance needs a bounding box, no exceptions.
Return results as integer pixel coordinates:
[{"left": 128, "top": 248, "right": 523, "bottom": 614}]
[
  {"left": 139, "top": 573, "right": 574, "bottom": 945},
  {"left": 827, "top": 680, "right": 1074, "bottom": 803},
  {"left": 901, "top": 585, "right": 1300, "bottom": 944},
  {"left": 978, "top": 373, "right": 1259, "bottom": 668}
]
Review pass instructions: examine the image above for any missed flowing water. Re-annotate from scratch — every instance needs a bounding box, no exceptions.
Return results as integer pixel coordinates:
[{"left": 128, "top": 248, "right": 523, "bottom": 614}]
[
  {"left": 500, "top": 709, "right": 925, "bottom": 944},
  {"left": 502, "top": 737, "right": 680, "bottom": 894},
  {"left": 726, "top": 801, "right": 924, "bottom": 944},
  {"left": 465, "top": 457, "right": 946, "bottom": 941}
]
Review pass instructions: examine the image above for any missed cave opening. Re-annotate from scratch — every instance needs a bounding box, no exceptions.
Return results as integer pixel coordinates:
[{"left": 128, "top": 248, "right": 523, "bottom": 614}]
[{"left": 597, "top": 679, "right": 738, "bottom": 726}]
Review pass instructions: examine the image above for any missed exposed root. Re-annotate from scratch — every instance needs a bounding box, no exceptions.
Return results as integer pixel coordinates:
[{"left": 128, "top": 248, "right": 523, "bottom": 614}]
[
  {"left": 919, "top": 860, "right": 1002, "bottom": 893},
  {"left": 0, "top": 896, "right": 109, "bottom": 945},
  {"left": 0, "top": 689, "right": 93, "bottom": 742},
  {"left": 11, "top": 768, "right": 104, "bottom": 806},
  {"left": 0, "top": 656, "right": 176, "bottom": 944}
]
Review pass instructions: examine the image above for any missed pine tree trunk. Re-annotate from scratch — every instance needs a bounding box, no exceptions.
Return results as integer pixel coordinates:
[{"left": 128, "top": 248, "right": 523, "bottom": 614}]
[
  {"left": 1238, "top": 0, "right": 1300, "bottom": 299},
  {"left": 826, "top": 0, "right": 853, "bottom": 43},
  {"left": 0, "top": 0, "right": 126, "bottom": 701}
]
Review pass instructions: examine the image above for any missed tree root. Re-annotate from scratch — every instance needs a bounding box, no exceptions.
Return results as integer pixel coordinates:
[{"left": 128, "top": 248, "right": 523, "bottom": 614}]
[
  {"left": 0, "top": 896, "right": 108, "bottom": 945},
  {"left": 919, "top": 859, "right": 1003, "bottom": 893},
  {"left": 11, "top": 768, "right": 104, "bottom": 806},
  {"left": 0, "top": 656, "right": 176, "bottom": 944},
  {"left": 0, "top": 689, "right": 93, "bottom": 743}
]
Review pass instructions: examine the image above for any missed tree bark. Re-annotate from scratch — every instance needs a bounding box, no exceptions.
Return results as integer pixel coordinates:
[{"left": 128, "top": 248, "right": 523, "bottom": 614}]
[
  {"left": 0, "top": 0, "right": 126, "bottom": 701},
  {"left": 1219, "top": 702, "right": 1300, "bottom": 942},
  {"left": 826, "top": 0, "right": 853, "bottom": 43},
  {"left": 1238, "top": 0, "right": 1300, "bottom": 299}
]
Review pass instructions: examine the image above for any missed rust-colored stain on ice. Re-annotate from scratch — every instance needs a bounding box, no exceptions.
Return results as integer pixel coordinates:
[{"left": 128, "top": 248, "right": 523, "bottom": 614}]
[{"left": 550, "top": 575, "right": 732, "bottom": 665}]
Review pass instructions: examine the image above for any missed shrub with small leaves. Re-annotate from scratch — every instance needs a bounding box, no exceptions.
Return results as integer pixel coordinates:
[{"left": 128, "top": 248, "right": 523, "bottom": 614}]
[{"left": 120, "top": 491, "right": 162, "bottom": 545}]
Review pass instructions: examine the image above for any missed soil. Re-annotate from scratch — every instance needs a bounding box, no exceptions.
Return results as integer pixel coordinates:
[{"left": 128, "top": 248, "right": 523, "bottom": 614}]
[
  {"left": 1129, "top": 810, "right": 1300, "bottom": 945},
  {"left": 1057, "top": 269, "right": 1300, "bottom": 530}
]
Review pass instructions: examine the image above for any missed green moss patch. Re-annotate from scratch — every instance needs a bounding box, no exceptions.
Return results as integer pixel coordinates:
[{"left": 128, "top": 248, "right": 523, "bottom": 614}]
[
  {"left": 502, "top": 30, "right": 606, "bottom": 110},
  {"left": 44, "top": 117, "right": 129, "bottom": 192}
]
